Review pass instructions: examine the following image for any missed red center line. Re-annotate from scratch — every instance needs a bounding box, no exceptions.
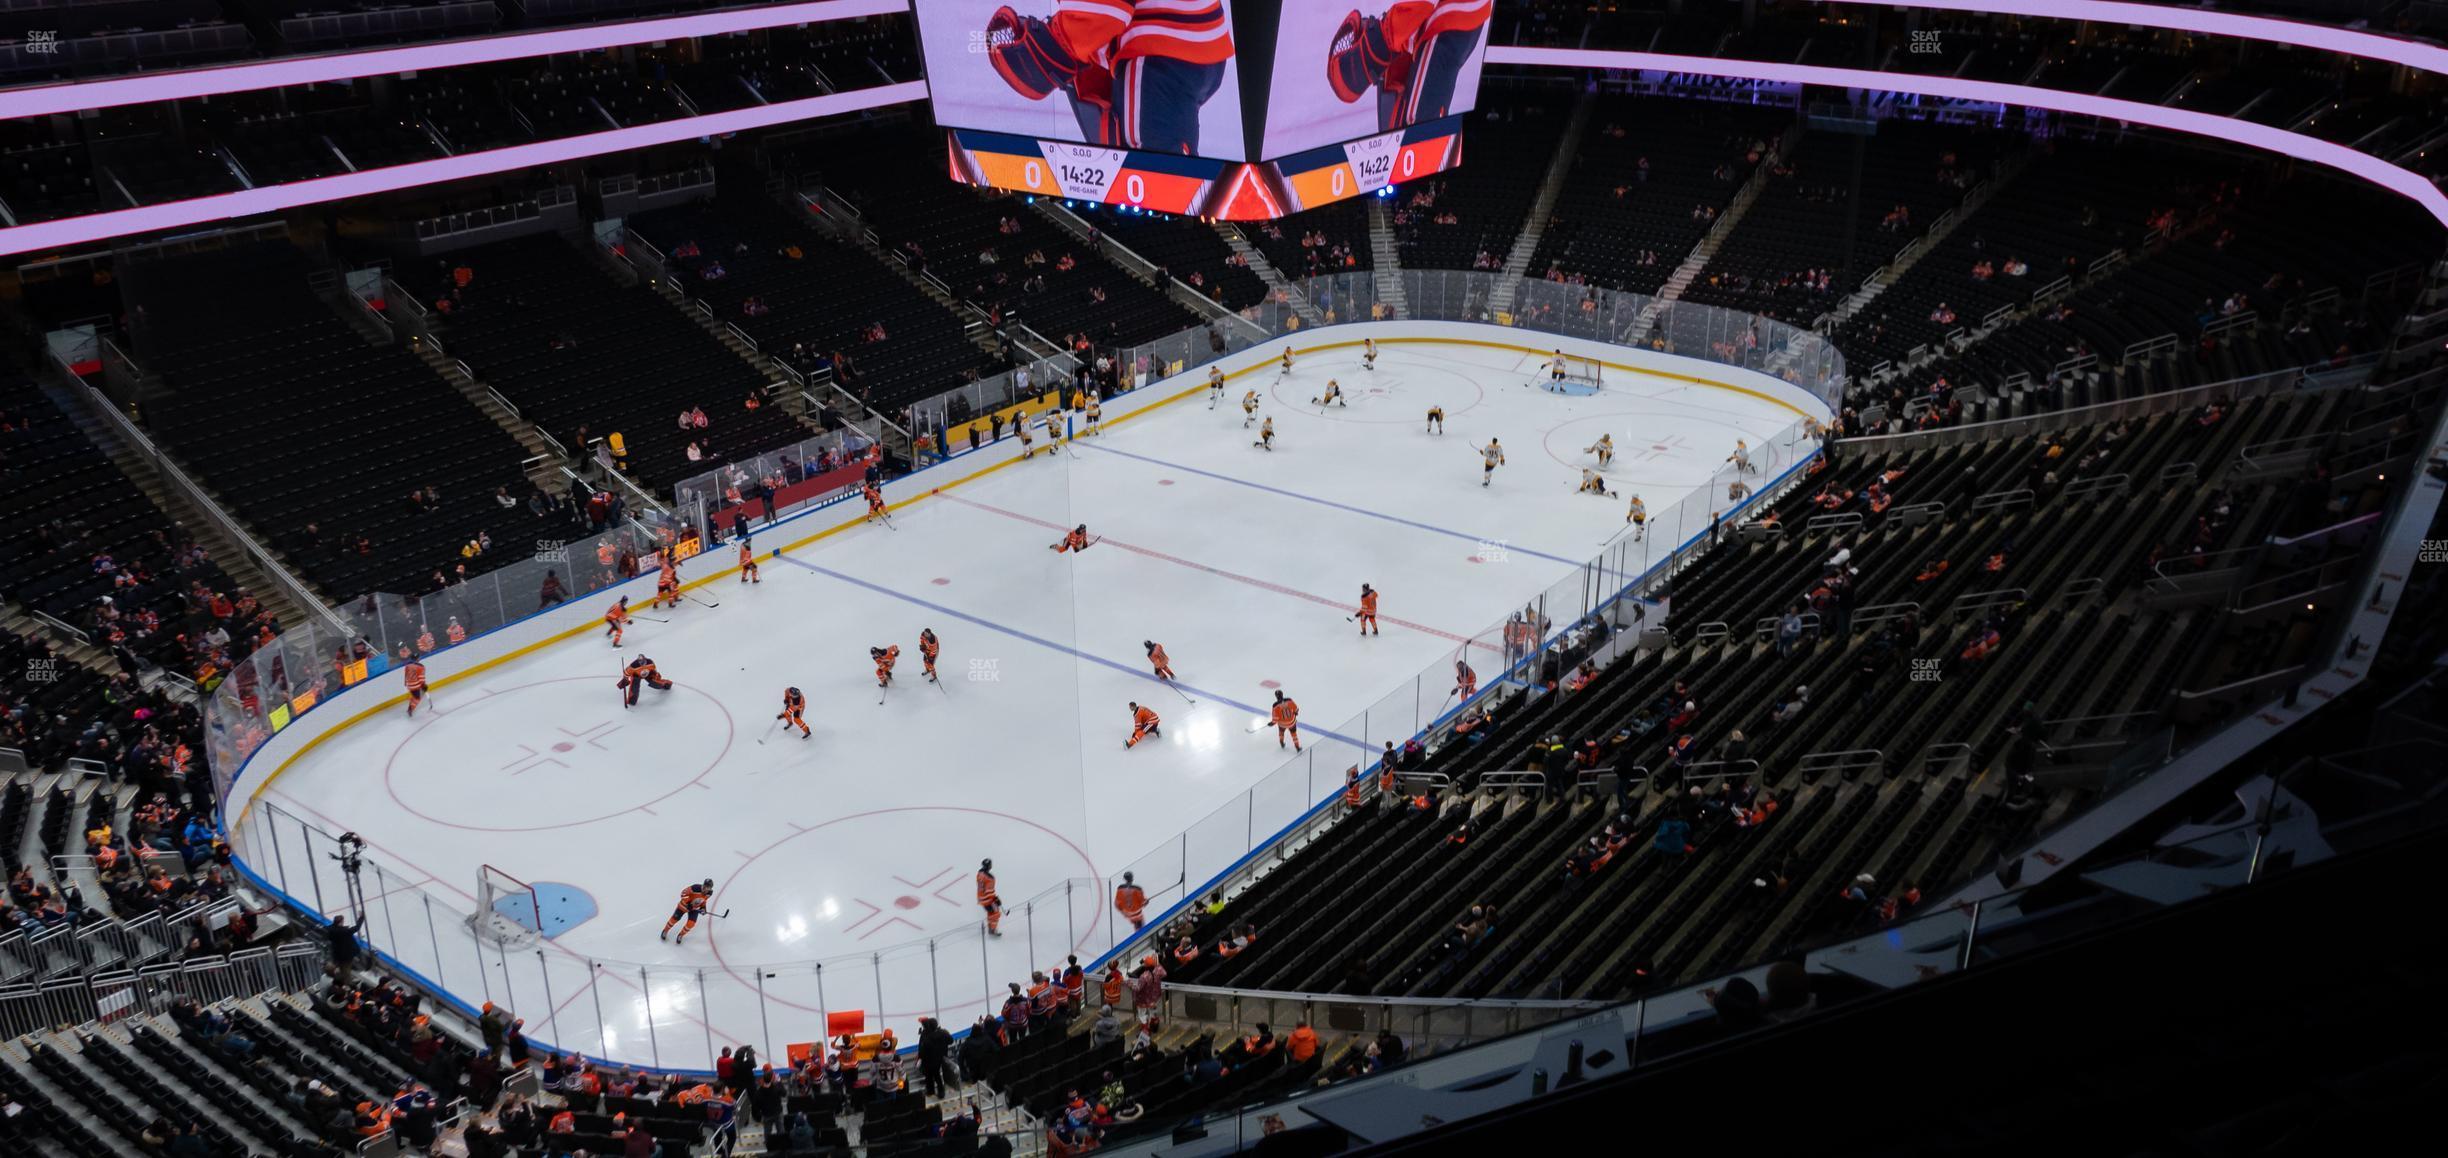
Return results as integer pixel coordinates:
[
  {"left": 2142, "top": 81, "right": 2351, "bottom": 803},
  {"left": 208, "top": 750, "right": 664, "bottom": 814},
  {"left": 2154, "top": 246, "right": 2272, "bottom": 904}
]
[{"left": 937, "top": 491, "right": 1500, "bottom": 653}]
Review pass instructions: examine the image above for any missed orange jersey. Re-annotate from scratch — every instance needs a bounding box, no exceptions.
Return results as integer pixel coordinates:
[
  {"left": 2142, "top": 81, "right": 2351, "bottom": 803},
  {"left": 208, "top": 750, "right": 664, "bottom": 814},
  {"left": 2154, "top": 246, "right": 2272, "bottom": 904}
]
[
  {"left": 1360, "top": 591, "right": 1379, "bottom": 614},
  {"left": 1385, "top": 0, "right": 1493, "bottom": 46},
  {"left": 782, "top": 690, "right": 805, "bottom": 713},
  {"left": 674, "top": 886, "right": 708, "bottom": 914},
  {"left": 976, "top": 870, "right": 998, "bottom": 905},
  {"left": 402, "top": 662, "right": 427, "bottom": 691},
  {"left": 920, "top": 634, "right": 940, "bottom": 661},
  {"left": 739, "top": 543, "right": 756, "bottom": 566},
  {"left": 1270, "top": 698, "right": 1298, "bottom": 727},
  {"left": 1046, "top": 0, "right": 1233, "bottom": 67},
  {"left": 880, "top": 645, "right": 900, "bottom": 668},
  {"left": 605, "top": 603, "right": 628, "bottom": 624},
  {"left": 1134, "top": 704, "right": 1160, "bottom": 729},
  {"left": 1147, "top": 643, "right": 1169, "bottom": 668},
  {"left": 1115, "top": 883, "right": 1146, "bottom": 918}
]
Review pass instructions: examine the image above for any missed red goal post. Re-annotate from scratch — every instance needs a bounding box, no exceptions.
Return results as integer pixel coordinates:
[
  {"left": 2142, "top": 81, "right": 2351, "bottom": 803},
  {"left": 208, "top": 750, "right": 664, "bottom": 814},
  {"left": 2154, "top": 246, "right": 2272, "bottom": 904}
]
[{"left": 469, "top": 864, "right": 541, "bottom": 948}]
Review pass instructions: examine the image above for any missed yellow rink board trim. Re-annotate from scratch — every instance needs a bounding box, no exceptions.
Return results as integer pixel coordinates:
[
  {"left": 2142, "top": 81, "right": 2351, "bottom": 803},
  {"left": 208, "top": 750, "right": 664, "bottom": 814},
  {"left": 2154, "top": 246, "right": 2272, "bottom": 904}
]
[{"left": 234, "top": 336, "right": 1816, "bottom": 819}]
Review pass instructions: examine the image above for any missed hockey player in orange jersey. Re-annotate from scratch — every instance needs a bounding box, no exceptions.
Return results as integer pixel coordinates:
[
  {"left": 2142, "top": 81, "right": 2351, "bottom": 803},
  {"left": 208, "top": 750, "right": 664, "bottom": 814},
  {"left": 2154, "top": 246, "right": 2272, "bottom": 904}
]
[
  {"left": 653, "top": 552, "right": 682, "bottom": 611},
  {"left": 871, "top": 644, "right": 900, "bottom": 688},
  {"left": 1125, "top": 701, "right": 1161, "bottom": 749},
  {"left": 661, "top": 878, "right": 714, "bottom": 943},
  {"left": 1269, "top": 689, "right": 1300, "bottom": 751},
  {"left": 737, "top": 539, "right": 761, "bottom": 584},
  {"left": 777, "top": 687, "right": 810, "bottom": 739},
  {"left": 1356, "top": 583, "right": 1380, "bottom": 635},
  {"left": 919, "top": 629, "right": 942, "bottom": 683},
  {"left": 401, "top": 651, "right": 428, "bottom": 717},
  {"left": 1049, "top": 524, "right": 1094, "bottom": 553},
  {"left": 1144, "top": 640, "right": 1174, "bottom": 681},
  {"left": 603, "top": 596, "right": 630, "bottom": 647},
  {"left": 976, "top": 859, "right": 1002, "bottom": 937}
]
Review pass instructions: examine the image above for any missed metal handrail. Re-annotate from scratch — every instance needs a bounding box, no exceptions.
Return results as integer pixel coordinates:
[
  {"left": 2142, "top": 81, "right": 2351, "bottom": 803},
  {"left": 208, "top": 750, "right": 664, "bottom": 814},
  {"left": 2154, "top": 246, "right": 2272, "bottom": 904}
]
[
  {"left": 53, "top": 365, "right": 352, "bottom": 640},
  {"left": 1162, "top": 980, "right": 1606, "bottom": 1013}
]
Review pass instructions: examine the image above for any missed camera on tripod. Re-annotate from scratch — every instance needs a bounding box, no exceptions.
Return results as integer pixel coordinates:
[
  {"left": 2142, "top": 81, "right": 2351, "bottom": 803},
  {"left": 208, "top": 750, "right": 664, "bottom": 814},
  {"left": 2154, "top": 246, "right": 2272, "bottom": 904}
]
[{"left": 329, "top": 831, "right": 367, "bottom": 875}]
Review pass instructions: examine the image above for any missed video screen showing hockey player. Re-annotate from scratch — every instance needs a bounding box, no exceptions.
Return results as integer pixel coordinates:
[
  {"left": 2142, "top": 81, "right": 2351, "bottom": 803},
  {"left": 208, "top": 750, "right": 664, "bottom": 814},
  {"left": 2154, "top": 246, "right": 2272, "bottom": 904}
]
[
  {"left": 1259, "top": 0, "right": 1491, "bottom": 159},
  {"left": 916, "top": 0, "right": 1247, "bottom": 159}
]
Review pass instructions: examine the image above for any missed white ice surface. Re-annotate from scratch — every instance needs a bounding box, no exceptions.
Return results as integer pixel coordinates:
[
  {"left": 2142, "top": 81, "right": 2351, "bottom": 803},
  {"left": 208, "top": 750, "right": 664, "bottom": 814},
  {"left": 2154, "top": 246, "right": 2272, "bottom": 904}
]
[{"left": 237, "top": 342, "right": 1799, "bottom": 1067}]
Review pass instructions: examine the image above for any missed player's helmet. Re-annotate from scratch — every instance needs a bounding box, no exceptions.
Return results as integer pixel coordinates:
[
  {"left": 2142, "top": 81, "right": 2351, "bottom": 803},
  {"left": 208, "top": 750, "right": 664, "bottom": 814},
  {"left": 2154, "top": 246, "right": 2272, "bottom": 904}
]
[
  {"left": 700, "top": 878, "right": 713, "bottom": 891},
  {"left": 787, "top": 687, "right": 800, "bottom": 697},
  {"left": 981, "top": 859, "right": 992, "bottom": 872}
]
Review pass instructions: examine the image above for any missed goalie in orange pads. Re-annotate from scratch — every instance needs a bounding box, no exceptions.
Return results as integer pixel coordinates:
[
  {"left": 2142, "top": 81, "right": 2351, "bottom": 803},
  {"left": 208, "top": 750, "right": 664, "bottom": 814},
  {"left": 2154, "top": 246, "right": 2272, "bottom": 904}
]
[
  {"left": 619, "top": 655, "right": 672, "bottom": 708},
  {"left": 1125, "top": 702, "right": 1162, "bottom": 749}
]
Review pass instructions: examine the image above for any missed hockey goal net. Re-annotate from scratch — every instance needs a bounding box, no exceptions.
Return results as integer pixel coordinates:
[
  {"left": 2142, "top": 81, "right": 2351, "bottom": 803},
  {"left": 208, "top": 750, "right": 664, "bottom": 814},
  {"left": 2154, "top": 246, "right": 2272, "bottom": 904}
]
[
  {"left": 1540, "top": 354, "right": 1601, "bottom": 392},
  {"left": 469, "top": 864, "right": 542, "bottom": 948}
]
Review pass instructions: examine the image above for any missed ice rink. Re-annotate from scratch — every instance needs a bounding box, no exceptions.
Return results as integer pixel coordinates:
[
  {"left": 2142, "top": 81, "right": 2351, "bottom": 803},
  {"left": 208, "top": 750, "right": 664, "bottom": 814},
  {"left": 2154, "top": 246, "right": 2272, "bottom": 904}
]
[{"left": 232, "top": 338, "right": 1807, "bottom": 1067}]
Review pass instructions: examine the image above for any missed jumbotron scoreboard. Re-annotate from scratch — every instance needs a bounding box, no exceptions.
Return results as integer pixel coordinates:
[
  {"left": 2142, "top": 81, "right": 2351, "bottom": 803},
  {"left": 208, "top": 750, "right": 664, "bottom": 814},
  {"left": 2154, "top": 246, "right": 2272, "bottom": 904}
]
[
  {"left": 914, "top": 0, "right": 1492, "bottom": 220},
  {"left": 944, "top": 115, "right": 1466, "bottom": 219}
]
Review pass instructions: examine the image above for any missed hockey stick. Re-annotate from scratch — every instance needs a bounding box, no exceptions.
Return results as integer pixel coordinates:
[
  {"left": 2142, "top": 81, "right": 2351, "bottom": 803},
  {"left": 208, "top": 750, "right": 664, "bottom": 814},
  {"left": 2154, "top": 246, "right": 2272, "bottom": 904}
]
[
  {"left": 933, "top": 671, "right": 949, "bottom": 695},
  {"left": 1163, "top": 680, "right": 1195, "bottom": 706},
  {"left": 687, "top": 592, "right": 721, "bottom": 609},
  {"left": 756, "top": 717, "right": 780, "bottom": 746},
  {"left": 877, "top": 681, "right": 890, "bottom": 706},
  {"left": 629, "top": 614, "right": 670, "bottom": 624}
]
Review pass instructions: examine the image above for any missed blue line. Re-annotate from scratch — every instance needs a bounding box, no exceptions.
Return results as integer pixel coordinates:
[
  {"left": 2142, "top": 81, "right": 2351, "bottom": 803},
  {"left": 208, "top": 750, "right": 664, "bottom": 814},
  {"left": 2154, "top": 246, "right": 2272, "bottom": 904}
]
[
  {"left": 772, "top": 554, "right": 1369, "bottom": 750},
  {"left": 1078, "top": 441, "right": 1593, "bottom": 567}
]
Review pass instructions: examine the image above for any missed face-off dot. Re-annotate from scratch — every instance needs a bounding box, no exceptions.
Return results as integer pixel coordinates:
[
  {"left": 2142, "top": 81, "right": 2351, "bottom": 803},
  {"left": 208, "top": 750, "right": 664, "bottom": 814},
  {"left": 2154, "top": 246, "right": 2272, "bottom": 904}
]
[
  {"left": 931, "top": 578, "right": 950, "bottom": 585},
  {"left": 894, "top": 896, "right": 921, "bottom": 910}
]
